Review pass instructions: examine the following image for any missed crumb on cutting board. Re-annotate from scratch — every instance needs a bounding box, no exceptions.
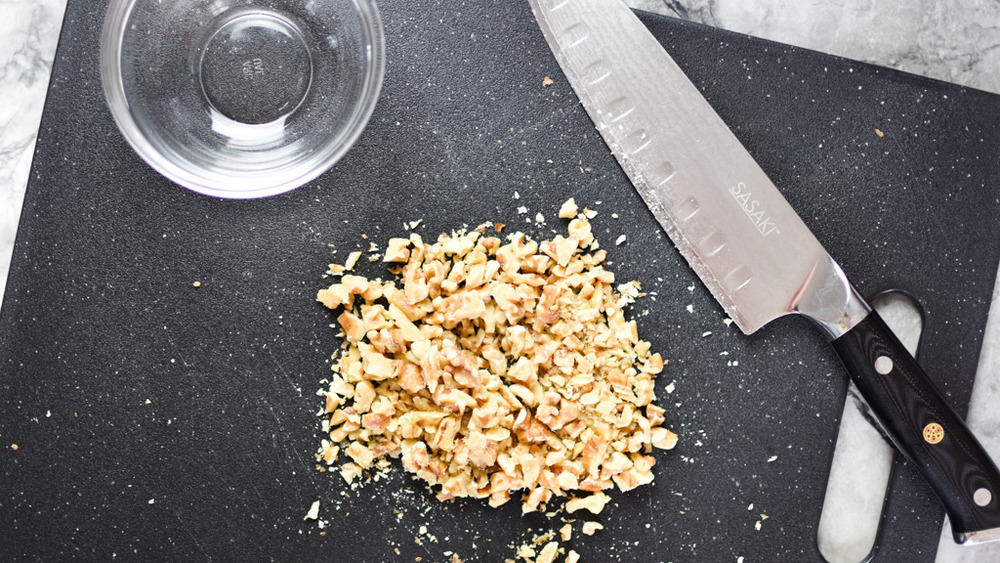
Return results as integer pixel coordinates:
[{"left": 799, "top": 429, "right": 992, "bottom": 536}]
[{"left": 304, "top": 500, "right": 320, "bottom": 520}]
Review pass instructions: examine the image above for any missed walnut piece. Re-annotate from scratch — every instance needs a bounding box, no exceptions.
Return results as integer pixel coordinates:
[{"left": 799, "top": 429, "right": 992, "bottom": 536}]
[
  {"left": 565, "top": 492, "right": 611, "bottom": 515},
  {"left": 558, "top": 198, "right": 579, "bottom": 219},
  {"left": 536, "top": 542, "right": 559, "bottom": 563}
]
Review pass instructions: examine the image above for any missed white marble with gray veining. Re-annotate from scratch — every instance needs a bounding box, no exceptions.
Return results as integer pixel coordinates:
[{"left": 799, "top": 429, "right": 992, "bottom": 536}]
[
  {"left": 1, "top": 0, "right": 999, "bottom": 561},
  {"left": 0, "top": 0, "right": 68, "bottom": 307}
]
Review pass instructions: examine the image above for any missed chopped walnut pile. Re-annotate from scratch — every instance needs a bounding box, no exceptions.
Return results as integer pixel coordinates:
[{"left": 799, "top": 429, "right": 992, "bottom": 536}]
[{"left": 316, "top": 200, "right": 677, "bottom": 514}]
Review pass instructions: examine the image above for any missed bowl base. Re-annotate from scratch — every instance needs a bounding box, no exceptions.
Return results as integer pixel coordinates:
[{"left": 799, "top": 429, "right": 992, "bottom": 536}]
[{"left": 199, "top": 10, "right": 313, "bottom": 125}]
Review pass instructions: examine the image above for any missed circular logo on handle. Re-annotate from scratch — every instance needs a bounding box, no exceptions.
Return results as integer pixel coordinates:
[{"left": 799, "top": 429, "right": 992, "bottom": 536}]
[{"left": 923, "top": 422, "right": 945, "bottom": 445}]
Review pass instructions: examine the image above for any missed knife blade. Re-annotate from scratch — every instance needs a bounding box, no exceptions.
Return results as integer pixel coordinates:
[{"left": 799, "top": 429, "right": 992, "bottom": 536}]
[{"left": 528, "top": 0, "right": 1000, "bottom": 544}]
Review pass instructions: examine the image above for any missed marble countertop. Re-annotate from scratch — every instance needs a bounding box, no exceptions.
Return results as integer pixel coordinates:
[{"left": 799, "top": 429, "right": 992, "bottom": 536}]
[
  {"left": 0, "top": 0, "right": 67, "bottom": 306},
  {"left": 2, "top": 0, "right": 999, "bottom": 561}
]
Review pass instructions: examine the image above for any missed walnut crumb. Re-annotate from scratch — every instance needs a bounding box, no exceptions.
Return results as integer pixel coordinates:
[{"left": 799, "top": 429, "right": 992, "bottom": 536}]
[
  {"left": 304, "top": 500, "right": 320, "bottom": 521},
  {"left": 344, "top": 251, "right": 362, "bottom": 271},
  {"left": 536, "top": 542, "right": 559, "bottom": 563},
  {"left": 558, "top": 198, "right": 578, "bottom": 219},
  {"left": 566, "top": 492, "right": 611, "bottom": 515}
]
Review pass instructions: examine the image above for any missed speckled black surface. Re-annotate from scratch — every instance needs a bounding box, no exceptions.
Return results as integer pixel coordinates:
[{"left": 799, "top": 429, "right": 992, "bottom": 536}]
[{"left": 2, "top": 0, "right": 999, "bottom": 561}]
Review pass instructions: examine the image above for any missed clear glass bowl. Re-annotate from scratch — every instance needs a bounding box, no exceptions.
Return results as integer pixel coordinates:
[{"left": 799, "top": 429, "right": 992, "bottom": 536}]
[{"left": 100, "top": 0, "right": 385, "bottom": 199}]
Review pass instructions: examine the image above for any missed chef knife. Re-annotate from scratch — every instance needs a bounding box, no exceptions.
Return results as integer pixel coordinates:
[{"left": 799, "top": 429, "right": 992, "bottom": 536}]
[{"left": 528, "top": 0, "right": 1000, "bottom": 544}]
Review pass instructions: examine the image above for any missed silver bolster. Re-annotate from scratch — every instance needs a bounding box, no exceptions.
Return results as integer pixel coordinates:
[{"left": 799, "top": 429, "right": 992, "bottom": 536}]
[
  {"left": 960, "top": 525, "right": 1000, "bottom": 545},
  {"left": 790, "top": 254, "right": 871, "bottom": 340}
]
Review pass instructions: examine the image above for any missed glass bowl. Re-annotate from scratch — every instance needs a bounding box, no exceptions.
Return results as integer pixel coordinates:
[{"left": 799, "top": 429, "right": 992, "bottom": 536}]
[{"left": 100, "top": 0, "right": 385, "bottom": 199}]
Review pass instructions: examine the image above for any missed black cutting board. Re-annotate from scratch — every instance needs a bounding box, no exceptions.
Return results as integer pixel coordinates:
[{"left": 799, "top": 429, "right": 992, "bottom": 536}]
[{"left": 3, "top": 0, "right": 999, "bottom": 561}]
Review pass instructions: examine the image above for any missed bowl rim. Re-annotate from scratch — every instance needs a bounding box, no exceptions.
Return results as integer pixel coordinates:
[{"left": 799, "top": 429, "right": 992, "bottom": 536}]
[{"left": 99, "top": 0, "right": 386, "bottom": 199}]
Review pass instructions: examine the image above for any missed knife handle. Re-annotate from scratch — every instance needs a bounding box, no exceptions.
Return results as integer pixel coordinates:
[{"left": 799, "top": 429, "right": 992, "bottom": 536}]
[{"left": 832, "top": 310, "right": 1000, "bottom": 543}]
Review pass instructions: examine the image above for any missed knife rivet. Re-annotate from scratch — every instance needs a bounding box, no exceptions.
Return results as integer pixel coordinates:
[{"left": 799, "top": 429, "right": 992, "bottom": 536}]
[
  {"left": 974, "top": 488, "right": 993, "bottom": 507},
  {"left": 923, "top": 423, "right": 945, "bottom": 445},
  {"left": 874, "top": 355, "right": 893, "bottom": 375}
]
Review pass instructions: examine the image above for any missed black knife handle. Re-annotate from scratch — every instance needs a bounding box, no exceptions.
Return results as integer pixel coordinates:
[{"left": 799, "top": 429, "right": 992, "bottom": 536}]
[{"left": 832, "top": 310, "right": 1000, "bottom": 542}]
